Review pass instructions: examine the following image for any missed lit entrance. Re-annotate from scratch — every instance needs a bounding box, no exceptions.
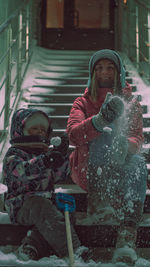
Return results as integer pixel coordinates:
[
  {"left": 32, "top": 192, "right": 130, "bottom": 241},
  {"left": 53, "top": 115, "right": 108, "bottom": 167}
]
[{"left": 41, "top": 0, "right": 115, "bottom": 50}]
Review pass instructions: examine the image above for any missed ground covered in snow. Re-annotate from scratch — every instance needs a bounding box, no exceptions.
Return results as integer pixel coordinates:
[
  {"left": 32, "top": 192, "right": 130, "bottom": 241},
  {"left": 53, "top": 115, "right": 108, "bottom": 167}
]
[{"left": 0, "top": 246, "right": 150, "bottom": 267}]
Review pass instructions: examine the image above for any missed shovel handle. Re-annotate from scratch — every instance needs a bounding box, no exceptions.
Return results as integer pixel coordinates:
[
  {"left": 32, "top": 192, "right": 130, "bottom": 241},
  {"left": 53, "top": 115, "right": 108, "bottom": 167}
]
[{"left": 65, "top": 210, "right": 75, "bottom": 267}]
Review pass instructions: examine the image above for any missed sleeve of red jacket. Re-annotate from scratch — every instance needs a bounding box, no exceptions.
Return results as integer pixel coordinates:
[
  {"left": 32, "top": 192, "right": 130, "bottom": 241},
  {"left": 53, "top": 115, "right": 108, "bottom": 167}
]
[
  {"left": 127, "top": 99, "right": 144, "bottom": 153},
  {"left": 67, "top": 95, "right": 144, "bottom": 153},
  {"left": 67, "top": 97, "right": 101, "bottom": 146}
]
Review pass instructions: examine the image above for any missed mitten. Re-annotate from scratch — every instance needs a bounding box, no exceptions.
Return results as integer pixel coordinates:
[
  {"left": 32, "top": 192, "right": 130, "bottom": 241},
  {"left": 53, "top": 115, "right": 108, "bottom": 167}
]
[
  {"left": 92, "top": 92, "right": 124, "bottom": 131},
  {"left": 43, "top": 151, "right": 64, "bottom": 169},
  {"left": 110, "top": 135, "right": 128, "bottom": 165},
  {"left": 52, "top": 133, "right": 69, "bottom": 156}
]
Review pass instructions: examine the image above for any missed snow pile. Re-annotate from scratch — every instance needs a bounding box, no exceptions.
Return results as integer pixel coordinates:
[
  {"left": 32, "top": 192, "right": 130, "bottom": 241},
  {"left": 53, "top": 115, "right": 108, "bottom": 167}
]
[
  {"left": 0, "top": 212, "right": 11, "bottom": 224},
  {"left": 0, "top": 248, "right": 150, "bottom": 267},
  {"left": 112, "top": 246, "right": 138, "bottom": 265},
  {"left": 0, "top": 184, "right": 7, "bottom": 194}
]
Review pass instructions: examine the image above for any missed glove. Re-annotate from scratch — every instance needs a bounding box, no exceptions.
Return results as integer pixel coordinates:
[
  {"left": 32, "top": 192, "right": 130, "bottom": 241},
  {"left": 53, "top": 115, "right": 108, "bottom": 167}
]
[
  {"left": 52, "top": 133, "right": 69, "bottom": 156},
  {"left": 110, "top": 135, "right": 128, "bottom": 165},
  {"left": 43, "top": 151, "right": 65, "bottom": 169},
  {"left": 92, "top": 92, "right": 124, "bottom": 131}
]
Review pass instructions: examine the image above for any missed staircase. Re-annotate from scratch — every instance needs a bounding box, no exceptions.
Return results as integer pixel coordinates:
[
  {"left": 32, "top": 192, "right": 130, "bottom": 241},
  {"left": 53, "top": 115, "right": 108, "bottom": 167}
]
[{"left": 1, "top": 47, "right": 150, "bottom": 260}]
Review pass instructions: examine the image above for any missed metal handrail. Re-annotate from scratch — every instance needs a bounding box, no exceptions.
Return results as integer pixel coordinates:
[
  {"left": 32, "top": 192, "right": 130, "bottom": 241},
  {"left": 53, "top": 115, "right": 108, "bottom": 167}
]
[
  {"left": 135, "top": 0, "right": 150, "bottom": 12},
  {"left": 0, "top": 0, "right": 33, "bottom": 153},
  {"left": 122, "top": 0, "right": 150, "bottom": 83},
  {"left": 0, "top": 0, "right": 29, "bottom": 34}
]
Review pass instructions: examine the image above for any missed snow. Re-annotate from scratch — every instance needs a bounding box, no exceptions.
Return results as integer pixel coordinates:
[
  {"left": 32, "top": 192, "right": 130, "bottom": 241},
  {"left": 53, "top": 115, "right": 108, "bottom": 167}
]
[
  {"left": 103, "top": 127, "right": 112, "bottom": 134},
  {"left": 97, "top": 166, "right": 102, "bottom": 176},
  {"left": 0, "top": 212, "right": 11, "bottom": 224},
  {"left": 0, "top": 248, "right": 150, "bottom": 267},
  {"left": 50, "top": 136, "right": 62, "bottom": 146},
  {"left": 112, "top": 246, "right": 138, "bottom": 265},
  {"left": 0, "top": 183, "right": 7, "bottom": 194}
]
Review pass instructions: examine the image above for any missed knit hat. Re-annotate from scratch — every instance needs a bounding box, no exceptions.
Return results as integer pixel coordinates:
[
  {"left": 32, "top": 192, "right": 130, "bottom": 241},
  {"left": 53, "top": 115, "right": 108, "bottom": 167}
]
[{"left": 88, "top": 49, "right": 126, "bottom": 89}]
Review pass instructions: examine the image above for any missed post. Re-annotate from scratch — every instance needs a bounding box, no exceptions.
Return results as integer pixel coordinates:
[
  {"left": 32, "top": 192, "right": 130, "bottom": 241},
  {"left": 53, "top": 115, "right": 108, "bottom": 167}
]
[
  {"left": 148, "top": 12, "right": 150, "bottom": 64},
  {"left": 4, "top": 24, "right": 12, "bottom": 129},
  {"left": 135, "top": 5, "right": 139, "bottom": 70},
  {"left": 17, "top": 11, "right": 23, "bottom": 93},
  {"left": 25, "top": 4, "right": 30, "bottom": 62}
]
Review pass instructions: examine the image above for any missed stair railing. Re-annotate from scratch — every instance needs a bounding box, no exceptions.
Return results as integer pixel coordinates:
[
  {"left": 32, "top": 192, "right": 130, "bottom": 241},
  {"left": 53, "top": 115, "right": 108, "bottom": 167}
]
[
  {"left": 0, "top": 0, "right": 33, "bottom": 153},
  {"left": 122, "top": 0, "right": 150, "bottom": 83}
]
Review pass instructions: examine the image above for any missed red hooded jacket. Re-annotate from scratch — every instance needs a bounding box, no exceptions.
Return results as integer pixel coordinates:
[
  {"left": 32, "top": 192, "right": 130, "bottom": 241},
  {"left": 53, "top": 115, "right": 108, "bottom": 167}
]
[{"left": 67, "top": 83, "right": 144, "bottom": 191}]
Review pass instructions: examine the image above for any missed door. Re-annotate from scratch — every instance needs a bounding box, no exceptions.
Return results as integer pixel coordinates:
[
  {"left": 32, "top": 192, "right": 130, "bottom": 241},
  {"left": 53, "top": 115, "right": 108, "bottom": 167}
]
[{"left": 41, "top": 0, "right": 115, "bottom": 50}]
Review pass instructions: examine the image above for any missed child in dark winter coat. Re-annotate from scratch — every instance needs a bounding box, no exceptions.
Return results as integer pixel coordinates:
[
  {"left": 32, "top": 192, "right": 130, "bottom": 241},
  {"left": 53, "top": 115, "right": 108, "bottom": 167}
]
[
  {"left": 3, "top": 108, "right": 80, "bottom": 261},
  {"left": 67, "top": 49, "right": 148, "bottom": 264}
]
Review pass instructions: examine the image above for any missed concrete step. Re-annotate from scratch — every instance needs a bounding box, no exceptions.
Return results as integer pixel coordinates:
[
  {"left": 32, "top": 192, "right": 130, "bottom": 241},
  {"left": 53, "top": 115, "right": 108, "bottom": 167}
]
[
  {"left": 36, "top": 64, "right": 90, "bottom": 72},
  {"left": 28, "top": 104, "right": 72, "bottom": 117},
  {"left": 0, "top": 222, "right": 149, "bottom": 248},
  {"left": 30, "top": 92, "right": 142, "bottom": 104},
  {"left": 34, "top": 76, "right": 134, "bottom": 84},
  {"left": 143, "top": 128, "right": 150, "bottom": 143},
  {"left": 51, "top": 116, "right": 69, "bottom": 128},
  {"left": 38, "top": 59, "right": 89, "bottom": 67},
  {"left": 143, "top": 114, "right": 150, "bottom": 127},
  {"left": 30, "top": 93, "right": 82, "bottom": 103},
  {"left": 0, "top": 184, "right": 150, "bottom": 247},
  {"left": 37, "top": 48, "right": 94, "bottom": 56},
  {"left": 35, "top": 70, "right": 89, "bottom": 78},
  {"left": 35, "top": 76, "right": 88, "bottom": 85},
  {"left": 32, "top": 85, "right": 85, "bottom": 94}
]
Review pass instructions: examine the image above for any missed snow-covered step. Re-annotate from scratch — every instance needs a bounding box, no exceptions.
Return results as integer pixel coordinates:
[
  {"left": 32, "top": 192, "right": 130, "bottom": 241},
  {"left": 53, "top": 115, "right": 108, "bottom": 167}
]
[
  {"left": 33, "top": 76, "right": 140, "bottom": 85},
  {"left": 28, "top": 103, "right": 72, "bottom": 116},
  {"left": 50, "top": 116, "right": 69, "bottom": 129},
  {"left": 37, "top": 48, "right": 94, "bottom": 57},
  {"left": 37, "top": 59, "right": 89, "bottom": 67},
  {"left": 54, "top": 184, "right": 150, "bottom": 213},
  {"left": 35, "top": 76, "right": 88, "bottom": 84},
  {"left": 36, "top": 63, "right": 89, "bottom": 73},
  {"left": 143, "top": 127, "right": 150, "bottom": 143},
  {"left": 0, "top": 208, "right": 150, "bottom": 248},
  {"left": 30, "top": 92, "right": 142, "bottom": 104},
  {"left": 35, "top": 70, "right": 89, "bottom": 78},
  {"left": 30, "top": 93, "right": 82, "bottom": 103},
  {"left": 143, "top": 114, "right": 150, "bottom": 128},
  {"left": 32, "top": 84, "right": 85, "bottom": 94},
  {"left": 147, "top": 164, "right": 150, "bottom": 175}
]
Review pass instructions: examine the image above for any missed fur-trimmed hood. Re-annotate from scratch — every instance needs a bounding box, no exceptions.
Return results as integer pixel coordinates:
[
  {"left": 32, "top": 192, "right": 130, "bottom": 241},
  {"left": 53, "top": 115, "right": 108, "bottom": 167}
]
[{"left": 10, "top": 108, "right": 52, "bottom": 145}]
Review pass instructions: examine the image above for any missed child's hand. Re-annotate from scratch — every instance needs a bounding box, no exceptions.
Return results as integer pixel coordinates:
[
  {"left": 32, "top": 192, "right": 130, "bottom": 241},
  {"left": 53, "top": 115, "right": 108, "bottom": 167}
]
[
  {"left": 52, "top": 133, "right": 69, "bottom": 156},
  {"left": 44, "top": 151, "right": 64, "bottom": 169}
]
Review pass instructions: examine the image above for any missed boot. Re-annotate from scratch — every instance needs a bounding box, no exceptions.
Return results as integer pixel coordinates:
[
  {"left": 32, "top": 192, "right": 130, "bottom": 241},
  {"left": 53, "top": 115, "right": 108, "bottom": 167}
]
[
  {"left": 112, "top": 224, "right": 138, "bottom": 266},
  {"left": 18, "top": 244, "right": 39, "bottom": 261},
  {"left": 86, "top": 187, "right": 116, "bottom": 224}
]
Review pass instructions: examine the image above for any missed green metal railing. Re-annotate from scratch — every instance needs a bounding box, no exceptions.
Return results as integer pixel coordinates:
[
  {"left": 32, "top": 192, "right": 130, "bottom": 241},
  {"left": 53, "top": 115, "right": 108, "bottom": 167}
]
[
  {"left": 122, "top": 0, "right": 150, "bottom": 83},
  {"left": 0, "top": 0, "right": 33, "bottom": 153}
]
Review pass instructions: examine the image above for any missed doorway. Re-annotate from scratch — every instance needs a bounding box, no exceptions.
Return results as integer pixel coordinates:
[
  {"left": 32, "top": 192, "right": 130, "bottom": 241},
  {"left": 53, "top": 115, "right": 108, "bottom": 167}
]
[{"left": 41, "top": 0, "right": 115, "bottom": 50}]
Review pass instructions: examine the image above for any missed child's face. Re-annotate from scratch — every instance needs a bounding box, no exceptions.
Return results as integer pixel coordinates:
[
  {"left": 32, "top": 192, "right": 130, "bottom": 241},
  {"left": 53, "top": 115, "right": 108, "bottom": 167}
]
[
  {"left": 23, "top": 113, "right": 49, "bottom": 137},
  {"left": 27, "top": 123, "right": 48, "bottom": 137},
  {"left": 95, "top": 59, "right": 116, "bottom": 88}
]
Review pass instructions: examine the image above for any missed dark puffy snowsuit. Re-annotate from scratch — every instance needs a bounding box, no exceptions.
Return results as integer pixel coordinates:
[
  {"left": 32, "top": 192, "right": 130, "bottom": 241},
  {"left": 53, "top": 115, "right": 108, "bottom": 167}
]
[{"left": 3, "top": 108, "right": 80, "bottom": 258}]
